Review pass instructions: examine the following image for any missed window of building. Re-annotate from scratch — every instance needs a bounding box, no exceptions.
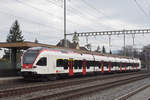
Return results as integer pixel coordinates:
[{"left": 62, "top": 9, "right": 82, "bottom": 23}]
[{"left": 36, "top": 57, "right": 47, "bottom": 66}]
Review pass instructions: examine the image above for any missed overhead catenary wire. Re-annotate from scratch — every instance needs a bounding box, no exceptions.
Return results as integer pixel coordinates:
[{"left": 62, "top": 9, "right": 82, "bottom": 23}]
[
  {"left": 46, "top": 0, "right": 83, "bottom": 27},
  {"left": 134, "top": 0, "right": 150, "bottom": 19},
  {"left": 81, "top": 0, "right": 110, "bottom": 18},
  {"left": 17, "top": 0, "right": 84, "bottom": 34},
  {"left": 0, "top": 9, "right": 62, "bottom": 32},
  {"left": 68, "top": 1, "right": 114, "bottom": 30}
]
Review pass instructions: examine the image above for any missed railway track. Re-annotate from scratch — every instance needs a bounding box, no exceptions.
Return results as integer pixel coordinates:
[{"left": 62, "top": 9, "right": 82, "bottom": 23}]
[
  {"left": 116, "top": 84, "right": 150, "bottom": 100},
  {"left": 0, "top": 71, "right": 142, "bottom": 90},
  {"left": 0, "top": 71, "right": 149, "bottom": 99}
]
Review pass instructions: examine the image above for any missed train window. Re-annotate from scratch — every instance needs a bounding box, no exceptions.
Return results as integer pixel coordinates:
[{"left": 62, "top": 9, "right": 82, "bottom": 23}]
[
  {"left": 88, "top": 61, "right": 94, "bottom": 67},
  {"left": 137, "top": 63, "right": 139, "bottom": 67},
  {"left": 134, "top": 63, "right": 136, "bottom": 67},
  {"left": 95, "top": 61, "right": 101, "bottom": 68},
  {"left": 56, "top": 59, "right": 63, "bottom": 67},
  {"left": 74, "top": 60, "right": 78, "bottom": 69},
  {"left": 86, "top": 61, "right": 90, "bottom": 69},
  {"left": 95, "top": 61, "right": 97, "bottom": 66},
  {"left": 36, "top": 57, "right": 47, "bottom": 66},
  {"left": 104, "top": 62, "right": 108, "bottom": 68},
  {"left": 116, "top": 62, "right": 120, "bottom": 66},
  {"left": 86, "top": 61, "right": 90, "bottom": 68},
  {"left": 94, "top": 61, "right": 99, "bottom": 67},
  {"left": 63, "top": 59, "right": 68, "bottom": 69},
  {"left": 78, "top": 60, "right": 82, "bottom": 69},
  {"left": 87, "top": 61, "right": 91, "bottom": 67},
  {"left": 92, "top": 61, "right": 96, "bottom": 66},
  {"left": 122, "top": 64, "right": 125, "bottom": 68},
  {"left": 113, "top": 62, "right": 117, "bottom": 66},
  {"left": 126, "top": 63, "right": 128, "bottom": 67},
  {"left": 127, "top": 63, "right": 131, "bottom": 67},
  {"left": 87, "top": 65, "right": 90, "bottom": 69},
  {"left": 23, "top": 50, "right": 39, "bottom": 64},
  {"left": 126, "top": 63, "right": 129, "bottom": 67},
  {"left": 112, "top": 62, "right": 115, "bottom": 67}
]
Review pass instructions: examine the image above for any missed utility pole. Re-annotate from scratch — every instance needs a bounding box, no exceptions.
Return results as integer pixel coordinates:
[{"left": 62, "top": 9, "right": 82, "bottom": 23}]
[
  {"left": 64, "top": 0, "right": 67, "bottom": 47},
  {"left": 132, "top": 34, "right": 135, "bottom": 57},
  {"left": 109, "top": 35, "right": 111, "bottom": 47},
  {"left": 124, "top": 32, "right": 126, "bottom": 56}
]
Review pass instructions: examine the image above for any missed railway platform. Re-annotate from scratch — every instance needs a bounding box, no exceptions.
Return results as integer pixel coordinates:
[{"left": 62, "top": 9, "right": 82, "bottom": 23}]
[{"left": 0, "top": 76, "right": 23, "bottom": 84}]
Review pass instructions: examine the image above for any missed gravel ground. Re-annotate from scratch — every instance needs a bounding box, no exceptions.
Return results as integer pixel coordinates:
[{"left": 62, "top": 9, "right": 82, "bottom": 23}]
[
  {"left": 72, "top": 77, "right": 150, "bottom": 100},
  {"left": 127, "top": 86, "right": 150, "bottom": 100},
  {"left": 0, "top": 72, "right": 141, "bottom": 90},
  {"left": 1, "top": 74, "right": 147, "bottom": 100},
  {"left": 0, "top": 74, "right": 112, "bottom": 90}
]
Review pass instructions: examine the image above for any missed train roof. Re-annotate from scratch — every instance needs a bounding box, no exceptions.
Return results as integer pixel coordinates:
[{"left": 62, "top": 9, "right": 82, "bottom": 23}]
[{"left": 27, "top": 47, "right": 139, "bottom": 61}]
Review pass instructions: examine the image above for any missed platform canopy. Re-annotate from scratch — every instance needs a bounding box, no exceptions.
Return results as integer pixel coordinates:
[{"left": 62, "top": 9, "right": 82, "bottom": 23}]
[{"left": 0, "top": 41, "right": 57, "bottom": 50}]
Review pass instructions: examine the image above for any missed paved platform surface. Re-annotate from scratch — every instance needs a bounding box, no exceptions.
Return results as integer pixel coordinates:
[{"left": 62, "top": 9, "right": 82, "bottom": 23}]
[
  {"left": 0, "top": 76, "right": 23, "bottom": 84},
  {"left": 127, "top": 86, "right": 150, "bottom": 100}
]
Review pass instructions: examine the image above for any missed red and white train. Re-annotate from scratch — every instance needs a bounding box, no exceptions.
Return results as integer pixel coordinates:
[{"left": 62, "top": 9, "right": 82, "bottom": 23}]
[{"left": 21, "top": 47, "right": 141, "bottom": 80}]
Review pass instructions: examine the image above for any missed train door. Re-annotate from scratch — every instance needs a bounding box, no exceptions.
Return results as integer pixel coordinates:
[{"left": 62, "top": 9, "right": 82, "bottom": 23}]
[
  {"left": 82, "top": 60, "right": 86, "bottom": 75},
  {"left": 69, "top": 59, "right": 74, "bottom": 76}
]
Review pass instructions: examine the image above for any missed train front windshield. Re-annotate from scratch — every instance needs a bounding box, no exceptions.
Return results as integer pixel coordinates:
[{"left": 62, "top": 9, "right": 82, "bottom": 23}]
[{"left": 23, "top": 50, "right": 39, "bottom": 64}]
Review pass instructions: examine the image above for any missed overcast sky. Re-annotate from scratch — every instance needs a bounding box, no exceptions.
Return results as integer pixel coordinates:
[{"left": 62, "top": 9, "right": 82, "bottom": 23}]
[{"left": 0, "top": 0, "right": 150, "bottom": 57}]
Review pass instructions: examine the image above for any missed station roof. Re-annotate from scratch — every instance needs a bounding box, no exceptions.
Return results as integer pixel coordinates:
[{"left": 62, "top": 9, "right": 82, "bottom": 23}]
[
  {"left": 0, "top": 41, "right": 135, "bottom": 59},
  {"left": 0, "top": 41, "right": 57, "bottom": 49}
]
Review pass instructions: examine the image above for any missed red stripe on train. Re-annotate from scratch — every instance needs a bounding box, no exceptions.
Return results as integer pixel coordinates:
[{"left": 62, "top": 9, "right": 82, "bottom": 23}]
[
  {"left": 101, "top": 61, "right": 104, "bottom": 73},
  {"left": 69, "top": 60, "right": 74, "bottom": 76},
  {"left": 109, "top": 62, "right": 111, "bottom": 72},
  {"left": 82, "top": 60, "right": 86, "bottom": 75},
  {"left": 120, "top": 63, "right": 122, "bottom": 72},
  {"left": 23, "top": 64, "right": 33, "bottom": 69}
]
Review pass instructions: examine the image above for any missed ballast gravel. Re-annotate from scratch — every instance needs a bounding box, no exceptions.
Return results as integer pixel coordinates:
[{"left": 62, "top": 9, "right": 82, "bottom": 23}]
[
  {"left": 73, "top": 77, "right": 150, "bottom": 100},
  {"left": 1, "top": 74, "right": 150, "bottom": 100}
]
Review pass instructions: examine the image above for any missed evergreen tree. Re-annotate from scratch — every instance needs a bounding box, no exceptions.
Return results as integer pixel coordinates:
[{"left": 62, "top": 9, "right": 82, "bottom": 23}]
[
  {"left": 5, "top": 20, "right": 24, "bottom": 69},
  {"left": 72, "top": 32, "right": 79, "bottom": 43},
  {"left": 102, "top": 46, "right": 106, "bottom": 53},
  {"left": 7, "top": 20, "right": 24, "bottom": 42},
  {"left": 109, "top": 50, "right": 112, "bottom": 54},
  {"left": 95, "top": 45, "right": 101, "bottom": 53},
  {"left": 34, "top": 38, "right": 38, "bottom": 43}
]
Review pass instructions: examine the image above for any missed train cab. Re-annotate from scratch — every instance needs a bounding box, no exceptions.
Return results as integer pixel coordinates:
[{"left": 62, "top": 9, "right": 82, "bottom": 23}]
[{"left": 21, "top": 47, "right": 49, "bottom": 78}]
